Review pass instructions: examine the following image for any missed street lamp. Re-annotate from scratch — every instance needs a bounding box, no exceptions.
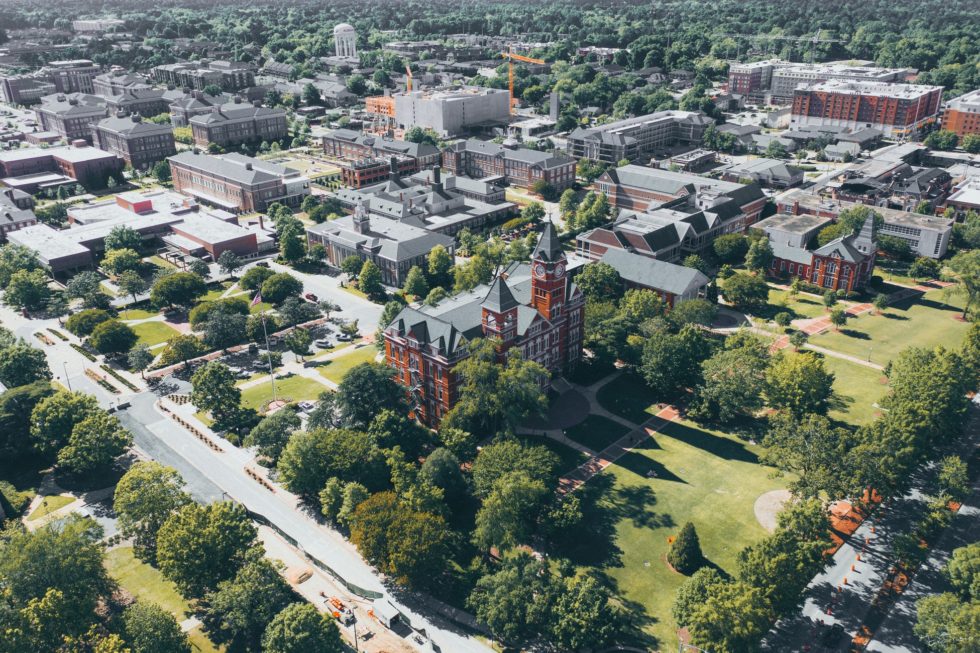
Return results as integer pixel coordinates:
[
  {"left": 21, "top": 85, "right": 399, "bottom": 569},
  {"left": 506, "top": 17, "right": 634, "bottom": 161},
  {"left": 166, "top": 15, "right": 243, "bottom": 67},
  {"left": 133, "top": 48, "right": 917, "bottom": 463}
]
[{"left": 63, "top": 362, "right": 72, "bottom": 392}]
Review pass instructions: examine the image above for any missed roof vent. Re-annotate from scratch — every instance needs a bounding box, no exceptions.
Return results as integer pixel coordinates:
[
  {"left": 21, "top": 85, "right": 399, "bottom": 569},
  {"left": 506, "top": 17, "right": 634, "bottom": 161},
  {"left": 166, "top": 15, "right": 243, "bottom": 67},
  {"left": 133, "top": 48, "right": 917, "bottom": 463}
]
[{"left": 245, "top": 163, "right": 253, "bottom": 171}]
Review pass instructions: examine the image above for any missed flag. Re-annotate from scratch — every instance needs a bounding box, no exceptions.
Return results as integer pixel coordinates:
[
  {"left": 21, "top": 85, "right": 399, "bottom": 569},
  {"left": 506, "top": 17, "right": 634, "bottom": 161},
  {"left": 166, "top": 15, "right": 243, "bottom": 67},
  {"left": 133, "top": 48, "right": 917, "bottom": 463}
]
[{"left": 251, "top": 292, "right": 262, "bottom": 307}]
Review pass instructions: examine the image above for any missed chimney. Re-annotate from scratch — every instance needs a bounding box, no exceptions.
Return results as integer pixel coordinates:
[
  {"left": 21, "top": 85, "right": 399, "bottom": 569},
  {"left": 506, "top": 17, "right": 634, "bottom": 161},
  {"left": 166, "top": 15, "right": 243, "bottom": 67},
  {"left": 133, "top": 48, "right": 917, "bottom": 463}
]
[
  {"left": 432, "top": 166, "right": 441, "bottom": 185},
  {"left": 245, "top": 163, "right": 253, "bottom": 170},
  {"left": 131, "top": 113, "right": 142, "bottom": 122},
  {"left": 116, "top": 110, "right": 127, "bottom": 118}
]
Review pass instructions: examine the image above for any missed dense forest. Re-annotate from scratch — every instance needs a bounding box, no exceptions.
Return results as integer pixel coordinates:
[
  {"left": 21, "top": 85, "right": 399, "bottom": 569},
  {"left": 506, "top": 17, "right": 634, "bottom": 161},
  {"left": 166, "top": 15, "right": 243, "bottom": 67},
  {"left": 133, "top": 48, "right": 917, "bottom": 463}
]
[{"left": 1, "top": 0, "right": 978, "bottom": 96}]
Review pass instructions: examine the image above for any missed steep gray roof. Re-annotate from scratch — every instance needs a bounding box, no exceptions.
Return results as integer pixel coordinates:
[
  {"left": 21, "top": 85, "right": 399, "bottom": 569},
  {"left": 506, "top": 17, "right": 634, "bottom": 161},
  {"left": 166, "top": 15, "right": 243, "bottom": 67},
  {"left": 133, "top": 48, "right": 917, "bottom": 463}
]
[
  {"left": 599, "top": 249, "right": 709, "bottom": 296},
  {"left": 532, "top": 221, "right": 564, "bottom": 262},
  {"left": 482, "top": 277, "right": 519, "bottom": 313},
  {"left": 453, "top": 139, "right": 574, "bottom": 170}
]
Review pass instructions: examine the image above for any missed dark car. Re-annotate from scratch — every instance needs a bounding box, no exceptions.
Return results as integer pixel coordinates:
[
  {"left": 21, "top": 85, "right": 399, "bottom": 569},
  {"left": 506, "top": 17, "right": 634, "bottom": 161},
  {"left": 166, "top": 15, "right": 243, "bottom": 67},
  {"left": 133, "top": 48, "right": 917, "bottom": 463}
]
[{"left": 304, "top": 292, "right": 318, "bottom": 302}]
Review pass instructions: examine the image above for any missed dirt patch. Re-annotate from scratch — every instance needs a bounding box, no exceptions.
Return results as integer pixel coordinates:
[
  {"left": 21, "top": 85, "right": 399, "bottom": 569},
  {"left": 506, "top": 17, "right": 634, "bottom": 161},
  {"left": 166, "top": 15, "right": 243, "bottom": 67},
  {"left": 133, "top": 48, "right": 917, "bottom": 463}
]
[{"left": 754, "top": 489, "right": 791, "bottom": 533}]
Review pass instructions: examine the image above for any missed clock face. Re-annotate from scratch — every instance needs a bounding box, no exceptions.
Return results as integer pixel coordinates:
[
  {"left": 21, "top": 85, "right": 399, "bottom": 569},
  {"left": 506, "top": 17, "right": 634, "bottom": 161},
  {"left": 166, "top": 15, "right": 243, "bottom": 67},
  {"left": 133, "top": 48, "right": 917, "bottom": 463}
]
[
  {"left": 533, "top": 263, "right": 546, "bottom": 279},
  {"left": 555, "top": 263, "right": 566, "bottom": 277}
]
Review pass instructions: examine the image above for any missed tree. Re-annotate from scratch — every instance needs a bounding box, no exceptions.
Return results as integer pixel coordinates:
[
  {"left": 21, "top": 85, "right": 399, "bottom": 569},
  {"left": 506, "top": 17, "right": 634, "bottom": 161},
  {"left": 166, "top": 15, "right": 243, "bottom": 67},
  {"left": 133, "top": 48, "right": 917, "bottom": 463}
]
[
  {"left": 277, "top": 428, "right": 387, "bottom": 498},
  {"left": 358, "top": 259, "right": 384, "bottom": 298},
  {"left": 522, "top": 202, "right": 546, "bottom": 223},
  {"left": 668, "top": 298, "right": 718, "bottom": 328},
  {"left": 713, "top": 233, "right": 749, "bottom": 264},
  {"left": 102, "top": 248, "right": 142, "bottom": 275},
  {"left": 420, "top": 447, "right": 467, "bottom": 501},
  {"left": 340, "top": 255, "right": 364, "bottom": 279},
  {"left": 114, "top": 462, "right": 190, "bottom": 563},
  {"left": 946, "top": 249, "right": 979, "bottom": 319},
  {"left": 873, "top": 293, "right": 889, "bottom": 314},
  {"left": 118, "top": 270, "right": 149, "bottom": 305},
  {"left": 472, "top": 440, "right": 560, "bottom": 498},
  {"left": 668, "top": 521, "right": 704, "bottom": 574},
  {"left": 963, "top": 134, "right": 980, "bottom": 155},
  {"left": 765, "top": 139, "right": 788, "bottom": 158},
  {"left": 121, "top": 601, "right": 191, "bottom": 653},
  {"left": 829, "top": 306, "right": 847, "bottom": 330},
  {"left": 683, "top": 254, "right": 710, "bottom": 274},
  {"left": 151, "top": 272, "right": 206, "bottom": 309},
  {"left": 347, "top": 491, "right": 450, "bottom": 588},
  {"left": 936, "top": 456, "right": 971, "bottom": 504},
  {"left": 427, "top": 244, "right": 454, "bottom": 289},
  {"left": 723, "top": 272, "right": 770, "bottom": 311},
  {"left": 345, "top": 73, "right": 367, "bottom": 94},
  {"left": 244, "top": 408, "right": 300, "bottom": 463},
  {"left": 333, "top": 362, "right": 404, "bottom": 429},
  {"left": 240, "top": 265, "right": 274, "bottom": 291},
  {"left": 4, "top": 269, "right": 51, "bottom": 310},
  {"left": 261, "top": 603, "right": 343, "bottom": 653},
  {"left": 673, "top": 567, "right": 725, "bottom": 628},
  {"left": 125, "top": 345, "right": 153, "bottom": 379},
  {"left": 283, "top": 327, "right": 312, "bottom": 360},
  {"left": 65, "top": 270, "right": 111, "bottom": 309},
  {"left": 202, "top": 310, "right": 248, "bottom": 352},
  {"left": 104, "top": 225, "right": 143, "bottom": 252},
  {"left": 640, "top": 324, "right": 711, "bottom": 398},
  {"left": 745, "top": 238, "right": 774, "bottom": 272},
  {"left": 914, "top": 593, "right": 979, "bottom": 653},
  {"left": 766, "top": 352, "right": 835, "bottom": 417},
  {"left": 945, "top": 543, "right": 980, "bottom": 600},
  {"left": 403, "top": 126, "right": 439, "bottom": 146},
  {"left": 66, "top": 308, "right": 112, "bottom": 336},
  {"left": 89, "top": 319, "right": 138, "bottom": 355},
  {"left": 0, "top": 514, "right": 112, "bottom": 645},
  {"left": 158, "top": 334, "right": 207, "bottom": 369},
  {"left": 191, "top": 362, "right": 242, "bottom": 428},
  {"left": 762, "top": 412, "right": 853, "bottom": 499},
  {"left": 217, "top": 250, "right": 244, "bottom": 278},
  {"left": 403, "top": 265, "right": 429, "bottom": 298},
  {"left": 301, "top": 82, "right": 320, "bottom": 106},
  {"left": 188, "top": 258, "right": 211, "bottom": 279},
  {"left": 686, "top": 581, "right": 772, "bottom": 653},
  {"left": 156, "top": 501, "right": 257, "bottom": 598},
  {"left": 201, "top": 552, "right": 295, "bottom": 651},
  {"left": 56, "top": 410, "right": 132, "bottom": 476},
  {"left": 473, "top": 472, "right": 549, "bottom": 552},
  {"left": 260, "top": 272, "right": 303, "bottom": 304},
  {"left": 0, "top": 380, "right": 53, "bottom": 460},
  {"left": 691, "top": 336, "right": 768, "bottom": 424},
  {"left": 576, "top": 262, "right": 622, "bottom": 299},
  {"left": 151, "top": 160, "right": 172, "bottom": 183},
  {"left": 923, "top": 129, "right": 959, "bottom": 151},
  {"left": 279, "top": 223, "right": 306, "bottom": 264},
  {"left": 467, "top": 553, "right": 555, "bottom": 645},
  {"left": 549, "top": 572, "right": 623, "bottom": 651},
  {"left": 0, "top": 341, "right": 50, "bottom": 388},
  {"left": 30, "top": 390, "right": 100, "bottom": 456}
]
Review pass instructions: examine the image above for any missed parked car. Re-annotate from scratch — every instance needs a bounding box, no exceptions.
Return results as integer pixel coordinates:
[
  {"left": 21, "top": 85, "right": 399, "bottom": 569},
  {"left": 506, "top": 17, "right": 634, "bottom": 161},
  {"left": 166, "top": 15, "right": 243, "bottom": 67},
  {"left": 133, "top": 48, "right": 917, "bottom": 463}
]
[
  {"left": 304, "top": 292, "right": 318, "bottom": 302},
  {"left": 314, "top": 338, "right": 332, "bottom": 348},
  {"left": 302, "top": 360, "right": 320, "bottom": 369},
  {"left": 336, "top": 333, "right": 353, "bottom": 342},
  {"left": 297, "top": 401, "right": 316, "bottom": 412},
  {"left": 256, "top": 261, "right": 270, "bottom": 268}
]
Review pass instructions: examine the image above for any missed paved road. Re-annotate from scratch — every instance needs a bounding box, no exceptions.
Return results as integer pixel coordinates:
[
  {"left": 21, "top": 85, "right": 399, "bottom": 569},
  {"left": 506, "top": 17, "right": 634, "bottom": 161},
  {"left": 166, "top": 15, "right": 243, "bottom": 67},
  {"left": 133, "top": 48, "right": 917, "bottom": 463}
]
[{"left": 118, "top": 391, "right": 493, "bottom": 653}]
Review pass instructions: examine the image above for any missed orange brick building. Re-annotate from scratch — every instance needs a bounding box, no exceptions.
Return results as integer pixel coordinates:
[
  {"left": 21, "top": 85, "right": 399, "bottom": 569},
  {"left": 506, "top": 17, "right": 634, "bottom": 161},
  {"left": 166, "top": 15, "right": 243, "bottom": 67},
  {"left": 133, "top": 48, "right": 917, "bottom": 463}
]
[{"left": 941, "top": 89, "right": 980, "bottom": 137}]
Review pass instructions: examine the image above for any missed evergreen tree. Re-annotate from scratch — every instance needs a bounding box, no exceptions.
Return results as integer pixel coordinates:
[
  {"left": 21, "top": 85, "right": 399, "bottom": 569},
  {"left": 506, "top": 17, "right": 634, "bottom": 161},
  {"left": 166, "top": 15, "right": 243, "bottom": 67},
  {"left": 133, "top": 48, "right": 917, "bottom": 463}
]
[{"left": 668, "top": 522, "right": 704, "bottom": 574}]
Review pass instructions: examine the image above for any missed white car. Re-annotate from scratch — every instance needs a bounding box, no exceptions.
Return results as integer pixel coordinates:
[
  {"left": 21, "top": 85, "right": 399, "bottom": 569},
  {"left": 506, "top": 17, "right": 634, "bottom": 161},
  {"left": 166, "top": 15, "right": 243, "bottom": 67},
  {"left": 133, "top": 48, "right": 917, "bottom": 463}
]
[{"left": 314, "top": 338, "right": 332, "bottom": 348}]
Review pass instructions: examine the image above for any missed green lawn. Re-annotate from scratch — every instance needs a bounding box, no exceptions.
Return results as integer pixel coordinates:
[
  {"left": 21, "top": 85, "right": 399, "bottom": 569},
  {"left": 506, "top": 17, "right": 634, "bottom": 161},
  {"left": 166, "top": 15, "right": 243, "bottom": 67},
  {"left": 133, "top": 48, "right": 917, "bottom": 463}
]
[
  {"left": 317, "top": 346, "right": 379, "bottom": 383},
  {"left": 146, "top": 255, "right": 177, "bottom": 271},
  {"left": 25, "top": 494, "right": 76, "bottom": 521},
  {"left": 105, "top": 547, "right": 224, "bottom": 652},
  {"left": 118, "top": 308, "right": 159, "bottom": 320},
  {"left": 130, "top": 321, "right": 180, "bottom": 347},
  {"left": 596, "top": 418, "right": 788, "bottom": 648},
  {"left": 595, "top": 373, "right": 659, "bottom": 424},
  {"left": 240, "top": 374, "right": 329, "bottom": 412},
  {"left": 249, "top": 301, "right": 274, "bottom": 314},
  {"left": 104, "top": 546, "right": 193, "bottom": 618},
  {"left": 808, "top": 289, "right": 970, "bottom": 366},
  {"left": 564, "top": 415, "right": 630, "bottom": 452},
  {"left": 764, "top": 289, "right": 829, "bottom": 320},
  {"left": 821, "top": 354, "right": 889, "bottom": 426}
]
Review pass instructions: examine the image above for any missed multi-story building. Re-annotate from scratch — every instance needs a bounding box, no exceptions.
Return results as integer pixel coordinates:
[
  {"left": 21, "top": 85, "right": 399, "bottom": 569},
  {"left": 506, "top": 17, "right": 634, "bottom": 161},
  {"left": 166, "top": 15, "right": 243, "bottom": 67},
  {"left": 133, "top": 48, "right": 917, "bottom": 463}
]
[
  {"left": 0, "top": 142, "right": 123, "bottom": 192},
  {"left": 382, "top": 223, "right": 585, "bottom": 426},
  {"left": 322, "top": 129, "right": 441, "bottom": 170},
  {"left": 306, "top": 201, "right": 456, "bottom": 286},
  {"left": 594, "top": 165, "right": 767, "bottom": 220},
  {"left": 168, "top": 91, "right": 233, "bottom": 127},
  {"left": 717, "top": 158, "right": 804, "bottom": 188},
  {"left": 727, "top": 60, "right": 790, "bottom": 103},
  {"left": 35, "top": 93, "right": 108, "bottom": 142},
  {"left": 92, "top": 71, "right": 149, "bottom": 97},
  {"left": 0, "top": 189, "right": 38, "bottom": 242},
  {"left": 791, "top": 81, "right": 943, "bottom": 139},
  {"left": 338, "top": 156, "right": 419, "bottom": 189},
  {"left": 0, "top": 75, "right": 56, "bottom": 105},
  {"left": 92, "top": 114, "right": 177, "bottom": 169},
  {"left": 104, "top": 88, "right": 185, "bottom": 118},
  {"left": 72, "top": 19, "right": 125, "bottom": 33},
  {"left": 151, "top": 60, "right": 256, "bottom": 92},
  {"left": 566, "top": 111, "right": 711, "bottom": 164},
  {"left": 42, "top": 60, "right": 101, "bottom": 95},
  {"left": 776, "top": 188, "right": 953, "bottom": 258},
  {"left": 189, "top": 101, "right": 288, "bottom": 148},
  {"left": 169, "top": 150, "right": 310, "bottom": 212},
  {"left": 597, "top": 249, "right": 710, "bottom": 308},
  {"left": 442, "top": 139, "right": 576, "bottom": 191},
  {"left": 727, "top": 60, "right": 915, "bottom": 105},
  {"left": 391, "top": 87, "right": 512, "bottom": 137},
  {"left": 941, "top": 89, "right": 980, "bottom": 138},
  {"left": 764, "top": 214, "right": 878, "bottom": 292}
]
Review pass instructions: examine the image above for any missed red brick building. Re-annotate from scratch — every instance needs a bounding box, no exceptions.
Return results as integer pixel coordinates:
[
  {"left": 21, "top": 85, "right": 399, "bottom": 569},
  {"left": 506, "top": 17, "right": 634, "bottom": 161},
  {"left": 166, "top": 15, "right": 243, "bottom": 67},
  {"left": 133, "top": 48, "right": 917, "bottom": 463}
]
[
  {"left": 339, "top": 156, "right": 418, "bottom": 189},
  {"left": 383, "top": 223, "right": 585, "bottom": 426},
  {"left": 767, "top": 217, "right": 877, "bottom": 292},
  {"left": 441, "top": 139, "right": 576, "bottom": 191}
]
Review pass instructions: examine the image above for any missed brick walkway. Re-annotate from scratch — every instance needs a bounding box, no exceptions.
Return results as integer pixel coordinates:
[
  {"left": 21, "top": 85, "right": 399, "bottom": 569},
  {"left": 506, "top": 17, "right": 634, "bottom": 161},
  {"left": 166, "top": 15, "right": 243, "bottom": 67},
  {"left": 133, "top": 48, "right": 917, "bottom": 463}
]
[{"left": 558, "top": 405, "right": 680, "bottom": 494}]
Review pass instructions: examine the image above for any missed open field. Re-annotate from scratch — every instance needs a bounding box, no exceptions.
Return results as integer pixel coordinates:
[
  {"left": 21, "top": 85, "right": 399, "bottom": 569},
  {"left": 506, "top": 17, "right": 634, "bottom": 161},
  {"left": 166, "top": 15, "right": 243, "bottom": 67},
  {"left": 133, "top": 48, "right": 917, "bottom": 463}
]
[
  {"left": 819, "top": 354, "right": 889, "bottom": 426},
  {"left": 240, "top": 374, "right": 327, "bottom": 412},
  {"left": 118, "top": 308, "right": 158, "bottom": 321},
  {"left": 808, "top": 289, "right": 969, "bottom": 366},
  {"left": 317, "top": 345, "right": 379, "bottom": 383},
  {"left": 764, "top": 288, "right": 829, "bottom": 320},
  {"left": 130, "top": 321, "right": 180, "bottom": 347}
]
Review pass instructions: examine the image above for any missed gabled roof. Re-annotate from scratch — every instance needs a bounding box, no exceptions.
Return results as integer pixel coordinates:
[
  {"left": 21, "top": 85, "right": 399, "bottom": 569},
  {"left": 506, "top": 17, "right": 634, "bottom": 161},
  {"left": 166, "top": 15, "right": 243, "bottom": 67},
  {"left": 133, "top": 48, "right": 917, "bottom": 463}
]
[
  {"left": 532, "top": 221, "right": 563, "bottom": 262},
  {"left": 813, "top": 237, "right": 867, "bottom": 263},
  {"left": 482, "top": 277, "right": 519, "bottom": 313},
  {"left": 599, "top": 249, "right": 709, "bottom": 297}
]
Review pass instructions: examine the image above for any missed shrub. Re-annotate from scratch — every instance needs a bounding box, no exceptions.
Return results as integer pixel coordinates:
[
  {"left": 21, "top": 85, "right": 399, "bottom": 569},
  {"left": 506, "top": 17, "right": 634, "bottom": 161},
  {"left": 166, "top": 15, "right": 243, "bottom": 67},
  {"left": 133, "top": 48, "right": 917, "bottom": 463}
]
[{"left": 668, "top": 522, "right": 704, "bottom": 574}]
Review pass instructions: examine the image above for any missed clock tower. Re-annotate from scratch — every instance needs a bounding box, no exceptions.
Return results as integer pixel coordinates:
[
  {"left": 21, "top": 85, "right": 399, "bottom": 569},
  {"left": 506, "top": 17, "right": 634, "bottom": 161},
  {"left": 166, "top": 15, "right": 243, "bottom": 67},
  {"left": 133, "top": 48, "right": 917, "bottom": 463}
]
[
  {"left": 530, "top": 221, "right": 567, "bottom": 321},
  {"left": 481, "top": 277, "right": 519, "bottom": 346}
]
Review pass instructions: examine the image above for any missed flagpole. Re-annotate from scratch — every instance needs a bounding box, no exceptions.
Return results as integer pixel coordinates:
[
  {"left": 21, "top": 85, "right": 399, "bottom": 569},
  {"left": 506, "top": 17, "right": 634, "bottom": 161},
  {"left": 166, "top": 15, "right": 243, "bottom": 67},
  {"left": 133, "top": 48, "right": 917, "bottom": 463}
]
[{"left": 254, "top": 291, "right": 277, "bottom": 403}]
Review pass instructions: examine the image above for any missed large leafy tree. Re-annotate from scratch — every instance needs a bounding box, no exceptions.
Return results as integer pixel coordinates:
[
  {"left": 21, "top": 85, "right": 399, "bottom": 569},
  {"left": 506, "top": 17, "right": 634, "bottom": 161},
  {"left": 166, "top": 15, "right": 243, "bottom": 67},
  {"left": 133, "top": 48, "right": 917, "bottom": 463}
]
[
  {"left": 260, "top": 272, "right": 303, "bottom": 304},
  {"left": 946, "top": 249, "right": 979, "bottom": 319},
  {"left": 56, "top": 411, "right": 132, "bottom": 476},
  {"left": 0, "top": 243, "right": 41, "bottom": 288},
  {"left": 427, "top": 244, "right": 454, "bottom": 289},
  {"left": 763, "top": 412, "right": 855, "bottom": 500},
  {"left": 4, "top": 269, "right": 51, "bottom": 310},
  {"left": 686, "top": 581, "right": 772, "bottom": 653},
  {"left": 639, "top": 324, "right": 711, "bottom": 398},
  {"left": 722, "top": 273, "right": 770, "bottom": 311},
  {"left": 576, "top": 262, "right": 622, "bottom": 300},
  {"left": 29, "top": 391, "right": 101, "bottom": 456},
  {"left": 89, "top": 319, "right": 138, "bottom": 355},
  {"left": 690, "top": 335, "right": 768, "bottom": 424},
  {"left": 243, "top": 408, "right": 300, "bottom": 463},
  {"left": 104, "top": 225, "right": 143, "bottom": 252},
  {"left": 191, "top": 362, "right": 243, "bottom": 428},
  {"left": 151, "top": 272, "right": 206, "bottom": 309},
  {"left": 277, "top": 428, "right": 387, "bottom": 499},
  {"left": 333, "top": 362, "right": 404, "bottom": 429},
  {"left": 471, "top": 439, "right": 560, "bottom": 498},
  {"left": 156, "top": 502, "right": 258, "bottom": 598},
  {"left": 65, "top": 308, "right": 112, "bottom": 336},
  {"left": 442, "top": 338, "right": 550, "bottom": 436},
  {"left": 121, "top": 601, "right": 191, "bottom": 653},
  {"left": 473, "top": 472, "right": 549, "bottom": 553},
  {"left": 113, "top": 462, "right": 191, "bottom": 563},
  {"left": 201, "top": 552, "right": 296, "bottom": 651},
  {"left": 673, "top": 567, "right": 725, "bottom": 628},
  {"left": 765, "top": 352, "right": 835, "bottom": 417},
  {"left": 0, "top": 341, "right": 50, "bottom": 388},
  {"left": 358, "top": 259, "right": 384, "bottom": 298},
  {"left": 914, "top": 593, "right": 980, "bottom": 653},
  {"left": 66, "top": 271, "right": 110, "bottom": 309},
  {"left": 261, "top": 603, "right": 344, "bottom": 653},
  {"left": 158, "top": 334, "right": 207, "bottom": 369},
  {"left": 467, "top": 553, "right": 556, "bottom": 645},
  {"left": 0, "top": 380, "right": 53, "bottom": 459},
  {"left": 550, "top": 572, "right": 624, "bottom": 652}
]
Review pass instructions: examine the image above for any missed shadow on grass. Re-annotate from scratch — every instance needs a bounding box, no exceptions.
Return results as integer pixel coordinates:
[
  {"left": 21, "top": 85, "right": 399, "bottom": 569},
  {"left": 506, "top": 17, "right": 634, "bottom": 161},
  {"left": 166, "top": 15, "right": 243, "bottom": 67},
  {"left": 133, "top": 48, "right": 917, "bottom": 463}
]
[
  {"left": 614, "top": 447, "right": 687, "bottom": 485},
  {"left": 880, "top": 313, "right": 910, "bottom": 320},
  {"left": 659, "top": 421, "right": 759, "bottom": 463},
  {"left": 839, "top": 328, "right": 871, "bottom": 340}
]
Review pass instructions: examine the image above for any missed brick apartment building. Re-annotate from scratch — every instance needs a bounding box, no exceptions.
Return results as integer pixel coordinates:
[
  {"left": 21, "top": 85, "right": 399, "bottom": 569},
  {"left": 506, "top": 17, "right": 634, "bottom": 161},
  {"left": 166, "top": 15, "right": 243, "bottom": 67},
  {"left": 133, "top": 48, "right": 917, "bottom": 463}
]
[
  {"left": 339, "top": 156, "right": 419, "bottom": 189},
  {"left": 0, "top": 75, "right": 56, "bottom": 105},
  {"left": 189, "top": 101, "right": 288, "bottom": 148},
  {"left": 322, "top": 129, "right": 441, "bottom": 169},
  {"left": 0, "top": 142, "right": 123, "bottom": 191},
  {"left": 152, "top": 60, "right": 256, "bottom": 91},
  {"left": 941, "top": 89, "right": 980, "bottom": 137},
  {"left": 92, "top": 114, "right": 177, "bottom": 169},
  {"left": 791, "top": 80, "right": 943, "bottom": 139},
  {"left": 169, "top": 150, "right": 310, "bottom": 212},
  {"left": 442, "top": 139, "right": 576, "bottom": 191},
  {"left": 382, "top": 223, "right": 585, "bottom": 426},
  {"left": 36, "top": 93, "right": 108, "bottom": 142}
]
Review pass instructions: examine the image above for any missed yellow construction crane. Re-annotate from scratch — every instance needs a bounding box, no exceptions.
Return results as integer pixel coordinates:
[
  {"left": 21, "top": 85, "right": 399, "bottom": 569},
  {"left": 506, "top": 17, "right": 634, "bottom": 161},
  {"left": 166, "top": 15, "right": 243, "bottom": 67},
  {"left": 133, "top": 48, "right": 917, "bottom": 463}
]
[
  {"left": 405, "top": 64, "right": 413, "bottom": 92},
  {"left": 500, "top": 48, "right": 545, "bottom": 114}
]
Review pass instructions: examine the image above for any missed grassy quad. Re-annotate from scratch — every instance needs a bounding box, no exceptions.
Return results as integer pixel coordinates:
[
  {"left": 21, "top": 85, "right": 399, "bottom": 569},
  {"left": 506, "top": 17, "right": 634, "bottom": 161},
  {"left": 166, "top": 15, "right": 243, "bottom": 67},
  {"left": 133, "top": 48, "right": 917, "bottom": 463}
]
[
  {"left": 808, "top": 288, "right": 969, "bottom": 366},
  {"left": 317, "top": 345, "right": 379, "bottom": 384},
  {"left": 564, "top": 414, "right": 630, "bottom": 452},
  {"left": 595, "top": 373, "right": 662, "bottom": 424},
  {"left": 117, "top": 308, "right": 159, "bottom": 321},
  {"left": 239, "top": 374, "right": 329, "bottom": 413},
  {"left": 129, "top": 321, "right": 181, "bottom": 348},
  {"left": 593, "top": 418, "right": 789, "bottom": 648}
]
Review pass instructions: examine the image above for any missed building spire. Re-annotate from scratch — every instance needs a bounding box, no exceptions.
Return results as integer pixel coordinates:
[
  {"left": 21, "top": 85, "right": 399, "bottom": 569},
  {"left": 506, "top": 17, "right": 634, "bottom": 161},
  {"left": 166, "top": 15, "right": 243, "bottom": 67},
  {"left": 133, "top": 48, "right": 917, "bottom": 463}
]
[
  {"left": 533, "top": 219, "right": 563, "bottom": 262},
  {"left": 482, "top": 276, "right": 519, "bottom": 313},
  {"left": 853, "top": 214, "right": 876, "bottom": 255}
]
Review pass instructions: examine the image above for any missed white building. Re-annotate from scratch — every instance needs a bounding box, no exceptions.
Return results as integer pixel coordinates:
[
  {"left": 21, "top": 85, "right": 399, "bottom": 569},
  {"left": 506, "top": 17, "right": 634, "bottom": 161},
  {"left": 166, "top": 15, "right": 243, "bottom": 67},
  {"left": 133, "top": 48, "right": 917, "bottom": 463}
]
[
  {"left": 333, "top": 23, "right": 358, "bottom": 59},
  {"left": 393, "top": 87, "right": 511, "bottom": 137}
]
